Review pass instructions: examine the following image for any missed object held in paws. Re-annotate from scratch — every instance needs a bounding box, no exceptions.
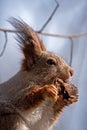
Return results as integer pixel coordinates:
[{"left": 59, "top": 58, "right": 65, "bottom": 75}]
[{"left": 53, "top": 78, "right": 78, "bottom": 103}]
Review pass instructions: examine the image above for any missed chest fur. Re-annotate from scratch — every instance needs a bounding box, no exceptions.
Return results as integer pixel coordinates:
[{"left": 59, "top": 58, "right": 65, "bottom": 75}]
[{"left": 17, "top": 100, "right": 57, "bottom": 130}]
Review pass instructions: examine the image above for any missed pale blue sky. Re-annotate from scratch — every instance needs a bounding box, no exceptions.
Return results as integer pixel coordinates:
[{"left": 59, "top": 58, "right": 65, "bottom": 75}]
[{"left": 0, "top": 0, "right": 87, "bottom": 130}]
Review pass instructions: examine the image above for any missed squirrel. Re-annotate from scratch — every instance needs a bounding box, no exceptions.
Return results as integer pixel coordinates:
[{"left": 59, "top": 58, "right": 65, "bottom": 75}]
[{"left": 0, "top": 18, "right": 78, "bottom": 130}]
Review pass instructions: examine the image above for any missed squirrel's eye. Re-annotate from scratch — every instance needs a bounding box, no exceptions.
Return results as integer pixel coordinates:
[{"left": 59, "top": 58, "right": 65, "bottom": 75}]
[{"left": 47, "top": 59, "right": 56, "bottom": 65}]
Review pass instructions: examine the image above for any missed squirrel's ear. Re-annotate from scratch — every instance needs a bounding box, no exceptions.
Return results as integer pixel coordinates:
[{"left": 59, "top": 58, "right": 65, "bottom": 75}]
[{"left": 9, "top": 17, "right": 46, "bottom": 71}]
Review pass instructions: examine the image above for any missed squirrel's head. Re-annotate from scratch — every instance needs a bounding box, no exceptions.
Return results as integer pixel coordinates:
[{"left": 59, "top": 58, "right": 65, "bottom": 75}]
[{"left": 10, "top": 18, "right": 74, "bottom": 84}]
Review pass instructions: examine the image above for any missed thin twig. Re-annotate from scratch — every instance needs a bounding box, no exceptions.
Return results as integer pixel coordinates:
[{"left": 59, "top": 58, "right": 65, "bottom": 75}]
[
  {"left": 0, "top": 28, "right": 20, "bottom": 33},
  {"left": 0, "top": 28, "right": 87, "bottom": 38},
  {"left": 37, "top": 0, "right": 59, "bottom": 32},
  {"left": 69, "top": 38, "right": 74, "bottom": 66},
  {"left": 0, "top": 31, "right": 8, "bottom": 57},
  {"left": 38, "top": 31, "right": 87, "bottom": 38}
]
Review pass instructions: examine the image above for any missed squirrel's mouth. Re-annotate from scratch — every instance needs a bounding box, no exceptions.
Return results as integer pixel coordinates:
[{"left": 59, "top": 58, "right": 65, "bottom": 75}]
[{"left": 53, "top": 78, "right": 78, "bottom": 103}]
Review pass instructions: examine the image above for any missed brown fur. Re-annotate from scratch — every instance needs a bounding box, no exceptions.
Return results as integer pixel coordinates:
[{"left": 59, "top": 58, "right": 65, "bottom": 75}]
[{"left": 0, "top": 18, "right": 78, "bottom": 130}]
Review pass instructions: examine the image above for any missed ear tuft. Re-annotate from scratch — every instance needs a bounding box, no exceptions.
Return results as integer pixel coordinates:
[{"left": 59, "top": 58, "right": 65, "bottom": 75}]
[{"left": 9, "top": 17, "right": 46, "bottom": 71}]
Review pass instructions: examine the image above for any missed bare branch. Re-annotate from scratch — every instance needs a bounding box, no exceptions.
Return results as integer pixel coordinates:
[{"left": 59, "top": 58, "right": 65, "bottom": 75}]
[
  {"left": 0, "top": 28, "right": 20, "bottom": 33},
  {"left": 38, "top": 31, "right": 87, "bottom": 38},
  {"left": 37, "top": 0, "right": 59, "bottom": 32},
  {"left": 0, "top": 28, "right": 87, "bottom": 38}
]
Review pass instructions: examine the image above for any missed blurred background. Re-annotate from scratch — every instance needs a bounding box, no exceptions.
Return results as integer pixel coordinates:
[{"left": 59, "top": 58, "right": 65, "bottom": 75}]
[{"left": 0, "top": 0, "right": 87, "bottom": 130}]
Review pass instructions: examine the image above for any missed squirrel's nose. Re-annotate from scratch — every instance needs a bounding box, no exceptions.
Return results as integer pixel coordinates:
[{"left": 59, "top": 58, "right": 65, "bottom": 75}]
[{"left": 65, "top": 68, "right": 74, "bottom": 82}]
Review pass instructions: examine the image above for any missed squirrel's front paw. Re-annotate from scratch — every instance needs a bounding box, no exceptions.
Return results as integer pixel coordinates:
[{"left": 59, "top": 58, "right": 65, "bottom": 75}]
[
  {"left": 53, "top": 78, "right": 64, "bottom": 94},
  {"left": 42, "top": 85, "right": 58, "bottom": 101}
]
